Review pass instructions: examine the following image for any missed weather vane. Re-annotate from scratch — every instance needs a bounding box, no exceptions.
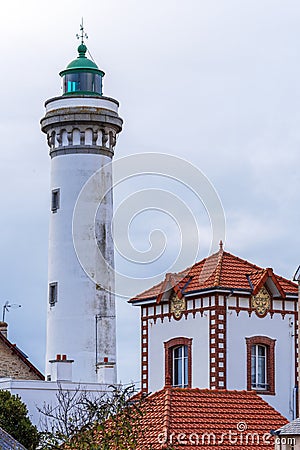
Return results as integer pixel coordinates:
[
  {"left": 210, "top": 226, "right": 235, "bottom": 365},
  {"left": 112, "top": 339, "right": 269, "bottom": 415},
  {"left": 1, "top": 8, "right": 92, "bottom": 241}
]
[
  {"left": 2, "top": 300, "right": 21, "bottom": 322},
  {"left": 76, "top": 18, "right": 88, "bottom": 45}
]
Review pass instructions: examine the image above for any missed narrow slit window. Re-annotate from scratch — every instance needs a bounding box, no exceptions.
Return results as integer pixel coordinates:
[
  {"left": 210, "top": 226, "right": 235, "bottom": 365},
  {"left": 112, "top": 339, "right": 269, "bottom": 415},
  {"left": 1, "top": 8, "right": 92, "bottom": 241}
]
[
  {"left": 51, "top": 189, "right": 60, "bottom": 213},
  {"left": 49, "top": 282, "right": 58, "bottom": 307}
]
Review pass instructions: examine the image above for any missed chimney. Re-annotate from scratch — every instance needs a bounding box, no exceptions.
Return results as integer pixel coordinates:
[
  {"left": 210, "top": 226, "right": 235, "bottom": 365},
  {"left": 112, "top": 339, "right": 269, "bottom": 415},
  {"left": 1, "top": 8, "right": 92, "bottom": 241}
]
[
  {"left": 0, "top": 322, "right": 8, "bottom": 338},
  {"left": 49, "top": 354, "right": 74, "bottom": 382},
  {"left": 96, "top": 358, "right": 116, "bottom": 384}
]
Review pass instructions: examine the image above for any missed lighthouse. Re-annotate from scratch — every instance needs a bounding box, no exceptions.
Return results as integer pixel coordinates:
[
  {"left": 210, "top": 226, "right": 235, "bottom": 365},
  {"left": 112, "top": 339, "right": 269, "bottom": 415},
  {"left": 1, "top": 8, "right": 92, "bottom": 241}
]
[{"left": 40, "top": 26, "right": 123, "bottom": 384}]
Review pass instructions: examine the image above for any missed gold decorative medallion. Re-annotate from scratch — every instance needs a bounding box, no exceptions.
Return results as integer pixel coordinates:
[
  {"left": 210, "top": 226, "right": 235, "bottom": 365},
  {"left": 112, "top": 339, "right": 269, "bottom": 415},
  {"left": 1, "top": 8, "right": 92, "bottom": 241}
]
[
  {"left": 170, "top": 293, "right": 186, "bottom": 319},
  {"left": 251, "top": 286, "right": 271, "bottom": 316}
]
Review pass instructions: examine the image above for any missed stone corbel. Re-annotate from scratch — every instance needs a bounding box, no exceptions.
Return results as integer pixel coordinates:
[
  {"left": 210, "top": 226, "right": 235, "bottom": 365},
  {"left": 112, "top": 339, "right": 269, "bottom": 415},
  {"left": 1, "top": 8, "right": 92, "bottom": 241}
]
[
  {"left": 110, "top": 132, "right": 116, "bottom": 149},
  {"left": 80, "top": 130, "right": 85, "bottom": 145},
  {"left": 47, "top": 133, "right": 52, "bottom": 148},
  {"left": 67, "top": 131, "right": 73, "bottom": 145},
  {"left": 92, "top": 129, "right": 98, "bottom": 145},
  {"left": 56, "top": 131, "right": 62, "bottom": 147},
  {"left": 102, "top": 128, "right": 109, "bottom": 147},
  {"left": 49, "top": 131, "right": 56, "bottom": 149}
]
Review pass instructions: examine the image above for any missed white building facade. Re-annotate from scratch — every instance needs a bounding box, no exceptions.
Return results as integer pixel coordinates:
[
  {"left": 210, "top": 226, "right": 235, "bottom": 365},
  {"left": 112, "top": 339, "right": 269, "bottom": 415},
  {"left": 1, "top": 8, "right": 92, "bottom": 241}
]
[
  {"left": 0, "top": 364, "right": 112, "bottom": 427},
  {"left": 130, "top": 244, "right": 298, "bottom": 420}
]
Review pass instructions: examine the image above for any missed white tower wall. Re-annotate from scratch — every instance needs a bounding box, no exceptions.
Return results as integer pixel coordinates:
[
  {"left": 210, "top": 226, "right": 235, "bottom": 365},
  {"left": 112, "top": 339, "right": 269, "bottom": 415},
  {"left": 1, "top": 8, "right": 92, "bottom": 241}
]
[{"left": 41, "top": 95, "right": 123, "bottom": 383}]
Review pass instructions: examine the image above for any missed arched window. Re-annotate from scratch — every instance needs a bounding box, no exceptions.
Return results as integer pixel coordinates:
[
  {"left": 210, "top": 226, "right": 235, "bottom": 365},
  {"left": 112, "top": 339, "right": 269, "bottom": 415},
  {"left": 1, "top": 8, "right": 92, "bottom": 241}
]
[
  {"left": 246, "top": 336, "right": 276, "bottom": 395},
  {"left": 164, "top": 337, "right": 192, "bottom": 388}
]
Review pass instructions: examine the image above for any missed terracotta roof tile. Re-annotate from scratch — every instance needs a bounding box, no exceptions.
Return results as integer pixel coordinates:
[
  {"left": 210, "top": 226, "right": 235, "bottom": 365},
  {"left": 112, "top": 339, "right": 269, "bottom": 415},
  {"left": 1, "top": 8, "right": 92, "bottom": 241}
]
[
  {"left": 133, "top": 387, "right": 287, "bottom": 449},
  {"left": 130, "top": 248, "right": 297, "bottom": 303}
]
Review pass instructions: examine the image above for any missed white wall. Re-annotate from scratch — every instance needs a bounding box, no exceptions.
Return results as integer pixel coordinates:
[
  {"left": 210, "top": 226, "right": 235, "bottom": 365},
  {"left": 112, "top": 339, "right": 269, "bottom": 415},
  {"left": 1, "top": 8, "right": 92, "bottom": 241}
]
[
  {"left": 46, "top": 152, "right": 115, "bottom": 383},
  {"left": 0, "top": 378, "right": 113, "bottom": 429},
  {"left": 148, "top": 312, "right": 209, "bottom": 392},
  {"left": 227, "top": 310, "right": 295, "bottom": 420}
]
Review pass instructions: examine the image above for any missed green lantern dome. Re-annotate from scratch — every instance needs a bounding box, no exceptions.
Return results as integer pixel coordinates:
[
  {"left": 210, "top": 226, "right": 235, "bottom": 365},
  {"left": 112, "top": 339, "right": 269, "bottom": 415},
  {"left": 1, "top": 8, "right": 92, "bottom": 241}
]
[{"left": 60, "top": 43, "right": 105, "bottom": 96}]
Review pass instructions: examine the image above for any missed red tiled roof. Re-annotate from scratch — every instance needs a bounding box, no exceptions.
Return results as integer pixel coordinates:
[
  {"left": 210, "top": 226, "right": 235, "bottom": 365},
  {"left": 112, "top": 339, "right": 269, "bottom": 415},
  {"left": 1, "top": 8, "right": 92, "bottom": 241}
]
[
  {"left": 130, "top": 247, "right": 298, "bottom": 302},
  {"left": 134, "top": 387, "right": 287, "bottom": 449},
  {"left": 0, "top": 332, "right": 44, "bottom": 380}
]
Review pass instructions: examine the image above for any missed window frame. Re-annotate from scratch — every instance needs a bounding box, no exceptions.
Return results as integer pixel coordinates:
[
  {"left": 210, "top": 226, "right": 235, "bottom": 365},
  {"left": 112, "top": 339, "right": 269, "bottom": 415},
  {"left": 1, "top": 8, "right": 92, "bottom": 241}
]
[
  {"left": 251, "top": 344, "right": 267, "bottom": 390},
  {"left": 164, "top": 337, "right": 192, "bottom": 388},
  {"left": 246, "top": 336, "right": 276, "bottom": 395},
  {"left": 172, "top": 344, "right": 188, "bottom": 388},
  {"left": 49, "top": 282, "right": 58, "bottom": 307},
  {"left": 63, "top": 72, "right": 103, "bottom": 95},
  {"left": 51, "top": 188, "right": 60, "bottom": 213}
]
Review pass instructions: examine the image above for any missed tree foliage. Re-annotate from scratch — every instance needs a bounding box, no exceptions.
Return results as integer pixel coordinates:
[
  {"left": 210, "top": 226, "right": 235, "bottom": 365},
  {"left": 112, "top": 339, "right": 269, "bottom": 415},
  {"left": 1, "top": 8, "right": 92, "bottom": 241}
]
[
  {"left": 38, "top": 384, "right": 146, "bottom": 449},
  {"left": 38, "top": 384, "right": 178, "bottom": 449},
  {"left": 0, "top": 390, "right": 40, "bottom": 450}
]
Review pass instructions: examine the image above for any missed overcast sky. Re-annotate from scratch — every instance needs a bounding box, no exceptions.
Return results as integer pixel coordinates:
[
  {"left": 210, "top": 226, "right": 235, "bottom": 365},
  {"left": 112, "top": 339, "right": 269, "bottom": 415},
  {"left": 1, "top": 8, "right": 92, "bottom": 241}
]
[{"left": 1, "top": 0, "right": 300, "bottom": 385}]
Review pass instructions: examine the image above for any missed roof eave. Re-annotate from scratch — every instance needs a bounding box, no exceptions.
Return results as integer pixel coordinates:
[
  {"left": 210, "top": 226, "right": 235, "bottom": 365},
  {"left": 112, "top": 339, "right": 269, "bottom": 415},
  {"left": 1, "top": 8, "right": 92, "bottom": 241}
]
[{"left": 129, "top": 287, "right": 298, "bottom": 305}]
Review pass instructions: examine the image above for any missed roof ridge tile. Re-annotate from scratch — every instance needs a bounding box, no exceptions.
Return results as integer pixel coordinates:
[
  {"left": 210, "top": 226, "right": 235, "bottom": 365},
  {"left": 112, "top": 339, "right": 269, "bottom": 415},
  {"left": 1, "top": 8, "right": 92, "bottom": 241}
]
[
  {"left": 213, "top": 247, "right": 224, "bottom": 286},
  {"left": 162, "top": 388, "right": 172, "bottom": 436},
  {"left": 129, "top": 249, "right": 298, "bottom": 302}
]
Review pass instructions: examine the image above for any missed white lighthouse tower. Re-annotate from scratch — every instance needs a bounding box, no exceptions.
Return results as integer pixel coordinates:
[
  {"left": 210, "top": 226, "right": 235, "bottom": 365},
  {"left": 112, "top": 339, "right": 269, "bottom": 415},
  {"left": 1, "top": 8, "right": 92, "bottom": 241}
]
[{"left": 40, "top": 27, "right": 123, "bottom": 384}]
